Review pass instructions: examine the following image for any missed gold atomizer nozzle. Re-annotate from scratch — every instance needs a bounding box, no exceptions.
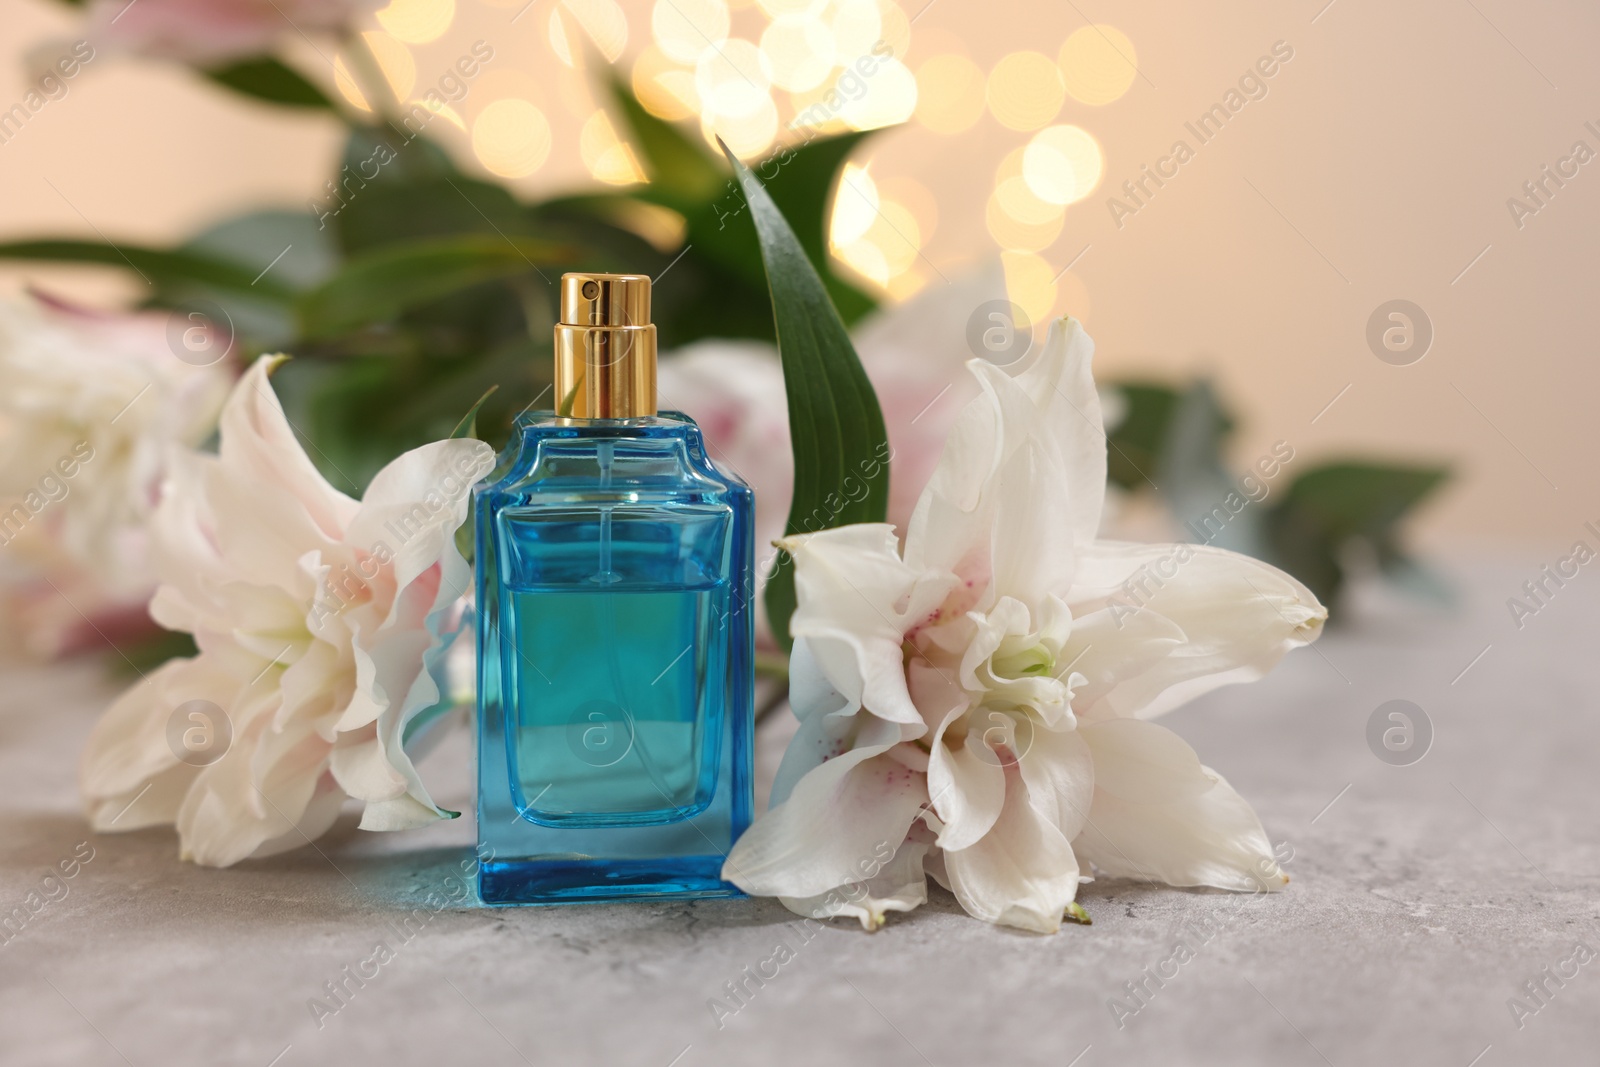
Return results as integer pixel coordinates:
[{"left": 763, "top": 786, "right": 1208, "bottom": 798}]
[{"left": 553, "top": 272, "right": 657, "bottom": 419}]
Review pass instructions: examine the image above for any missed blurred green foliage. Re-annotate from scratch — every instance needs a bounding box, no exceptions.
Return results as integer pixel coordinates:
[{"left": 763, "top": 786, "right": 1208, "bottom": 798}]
[
  {"left": 0, "top": 68, "right": 878, "bottom": 495},
  {"left": 1105, "top": 379, "right": 1451, "bottom": 612},
  {"left": 0, "top": 53, "right": 1449, "bottom": 621}
]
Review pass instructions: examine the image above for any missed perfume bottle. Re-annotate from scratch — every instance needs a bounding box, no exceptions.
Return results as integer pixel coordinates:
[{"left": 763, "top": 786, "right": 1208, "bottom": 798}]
[{"left": 474, "top": 272, "right": 755, "bottom": 904}]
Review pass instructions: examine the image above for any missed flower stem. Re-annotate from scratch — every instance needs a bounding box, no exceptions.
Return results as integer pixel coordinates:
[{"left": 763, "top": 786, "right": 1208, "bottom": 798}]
[
  {"left": 340, "top": 30, "right": 402, "bottom": 128},
  {"left": 754, "top": 650, "right": 789, "bottom": 681}
]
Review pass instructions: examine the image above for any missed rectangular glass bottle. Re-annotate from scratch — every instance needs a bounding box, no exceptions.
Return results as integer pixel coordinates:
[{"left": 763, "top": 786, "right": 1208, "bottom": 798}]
[{"left": 475, "top": 273, "right": 754, "bottom": 904}]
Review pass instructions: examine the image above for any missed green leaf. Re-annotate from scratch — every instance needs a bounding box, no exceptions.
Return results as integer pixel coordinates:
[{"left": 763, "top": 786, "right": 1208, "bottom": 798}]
[
  {"left": 1105, "top": 380, "right": 1235, "bottom": 492},
  {"left": 112, "top": 629, "right": 199, "bottom": 677},
  {"left": 184, "top": 209, "right": 339, "bottom": 290},
  {"left": 204, "top": 57, "right": 336, "bottom": 111},
  {"left": 1158, "top": 380, "right": 1265, "bottom": 557},
  {"left": 1264, "top": 461, "right": 1450, "bottom": 608},
  {"left": 1276, "top": 462, "right": 1450, "bottom": 542},
  {"left": 326, "top": 127, "right": 535, "bottom": 255},
  {"left": 297, "top": 234, "right": 569, "bottom": 339},
  {"left": 668, "top": 131, "right": 880, "bottom": 329},
  {"left": 721, "top": 141, "right": 890, "bottom": 651},
  {"left": 450, "top": 385, "right": 499, "bottom": 439},
  {"left": 583, "top": 68, "right": 882, "bottom": 339},
  {"left": 759, "top": 130, "right": 878, "bottom": 324},
  {"left": 605, "top": 69, "right": 722, "bottom": 203},
  {"left": 0, "top": 239, "right": 296, "bottom": 301}
]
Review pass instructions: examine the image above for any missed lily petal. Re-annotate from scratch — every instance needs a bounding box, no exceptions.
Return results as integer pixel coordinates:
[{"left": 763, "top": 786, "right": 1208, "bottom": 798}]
[
  {"left": 218, "top": 356, "right": 358, "bottom": 540},
  {"left": 207, "top": 358, "right": 354, "bottom": 594},
  {"left": 1067, "top": 540, "right": 1326, "bottom": 720},
  {"left": 780, "top": 836, "right": 933, "bottom": 931},
  {"left": 1008, "top": 316, "right": 1106, "bottom": 547},
  {"left": 767, "top": 637, "right": 855, "bottom": 807},
  {"left": 81, "top": 654, "right": 237, "bottom": 809},
  {"left": 343, "top": 438, "right": 494, "bottom": 591},
  {"left": 926, "top": 709, "right": 1005, "bottom": 852},
  {"left": 1073, "top": 719, "right": 1287, "bottom": 892},
  {"left": 723, "top": 716, "right": 927, "bottom": 899},
  {"left": 784, "top": 524, "right": 953, "bottom": 731},
  {"left": 905, "top": 317, "right": 1105, "bottom": 603},
  {"left": 1015, "top": 722, "right": 1094, "bottom": 842},
  {"left": 941, "top": 761, "right": 1083, "bottom": 934}
]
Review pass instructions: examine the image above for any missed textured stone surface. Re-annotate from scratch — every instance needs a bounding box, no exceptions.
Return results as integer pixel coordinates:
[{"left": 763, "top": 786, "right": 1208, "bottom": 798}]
[{"left": 1, "top": 558, "right": 1596, "bottom": 1067}]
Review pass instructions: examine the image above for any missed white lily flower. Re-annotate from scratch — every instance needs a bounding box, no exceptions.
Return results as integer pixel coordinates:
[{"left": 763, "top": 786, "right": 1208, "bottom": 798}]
[
  {"left": 0, "top": 293, "right": 230, "bottom": 654},
  {"left": 723, "top": 318, "right": 1326, "bottom": 932},
  {"left": 80, "top": 357, "right": 494, "bottom": 866}
]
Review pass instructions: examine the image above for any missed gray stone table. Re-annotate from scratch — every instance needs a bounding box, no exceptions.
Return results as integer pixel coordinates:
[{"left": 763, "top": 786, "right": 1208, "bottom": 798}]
[{"left": 1, "top": 556, "right": 1595, "bottom": 1066}]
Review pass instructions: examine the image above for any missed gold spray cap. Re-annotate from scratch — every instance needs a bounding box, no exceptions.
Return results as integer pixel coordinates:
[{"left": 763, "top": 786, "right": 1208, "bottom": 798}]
[{"left": 553, "top": 272, "right": 657, "bottom": 419}]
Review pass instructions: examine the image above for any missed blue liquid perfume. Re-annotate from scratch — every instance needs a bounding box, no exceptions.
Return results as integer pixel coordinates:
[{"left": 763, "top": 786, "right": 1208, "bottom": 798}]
[{"left": 475, "top": 272, "right": 755, "bottom": 904}]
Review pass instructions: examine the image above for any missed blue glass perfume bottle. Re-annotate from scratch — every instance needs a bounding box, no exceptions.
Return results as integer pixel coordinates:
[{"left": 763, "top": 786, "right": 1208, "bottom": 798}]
[{"left": 475, "top": 272, "right": 754, "bottom": 904}]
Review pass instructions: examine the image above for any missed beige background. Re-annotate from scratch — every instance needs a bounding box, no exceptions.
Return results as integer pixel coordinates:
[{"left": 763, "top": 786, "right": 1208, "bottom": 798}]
[{"left": 2, "top": 0, "right": 1594, "bottom": 552}]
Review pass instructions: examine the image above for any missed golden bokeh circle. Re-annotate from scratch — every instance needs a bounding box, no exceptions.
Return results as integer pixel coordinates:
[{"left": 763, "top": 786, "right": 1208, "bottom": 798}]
[
  {"left": 1059, "top": 24, "right": 1138, "bottom": 105},
  {"left": 652, "top": 0, "right": 731, "bottom": 65},
  {"left": 472, "top": 99, "right": 553, "bottom": 178},
  {"left": 985, "top": 188, "right": 1063, "bottom": 253},
  {"left": 986, "top": 51, "right": 1065, "bottom": 132},
  {"left": 376, "top": 0, "right": 455, "bottom": 44},
  {"left": 703, "top": 94, "right": 780, "bottom": 157},
  {"left": 695, "top": 37, "right": 772, "bottom": 119},
  {"left": 914, "top": 53, "right": 986, "bottom": 135},
  {"left": 840, "top": 57, "right": 917, "bottom": 130},
  {"left": 633, "top": 46, "right": 700, "bottom": 120},
  {"left": 1023, "top": 125, "right": 1104, "bottom": 205},
  {"left": 1002, "top": 250, "right": 1058, "bottom": 324},
  {"left": 761, "top": 15, "right": 835, "bottom": 92}
]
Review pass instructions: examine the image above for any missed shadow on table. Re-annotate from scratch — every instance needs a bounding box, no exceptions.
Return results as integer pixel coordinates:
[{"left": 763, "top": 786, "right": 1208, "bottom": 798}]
[{"left": 12, "top": 808, "right": 1252, "bottom": 941}]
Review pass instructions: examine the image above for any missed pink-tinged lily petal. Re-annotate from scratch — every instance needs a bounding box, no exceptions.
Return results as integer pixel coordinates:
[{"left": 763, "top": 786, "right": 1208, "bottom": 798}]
[
  {"left": 851, "top": 265, "right": 999, "bottom": 529},
  {"left": 208, "top": 358, "right": 354, "bottom": 592},
  {"left": 1067, "top": 540, "right": 1327, "bottom": 720},
  {"left": 741, "top": 313, "right": 1323, "bottom": 930},
  {"left": 941, "top": 760, "right": 1084, "bottom": 933},
  {"left": 784, "top": 524, "right": 954, "bottom": 731},
  {"left": 83, "top": 0, "right": 383, "bottom": 65},
  {"left": 768, "top": 639, "right": 863, "bottom": 807},
  {"left": 171, "top": 687, "right": 319, "bottom": 868},
  {"left": 0, "top": 292, "right": 232, "bottom": 651},
  {"left": 1073, "top": 719, "right": 1287, "bottom": 892},
  {"left": 79, "top": 655, "right": 228, "bottom": 826},
  {"left": 82, "top": 356, "right": 489, "bottom": 865},
  {"left": 723, "top": 716, "right": 927, "bottom": 900},
  {"left": 343, "top": 438, "right": 493, "bottom": 591}
]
